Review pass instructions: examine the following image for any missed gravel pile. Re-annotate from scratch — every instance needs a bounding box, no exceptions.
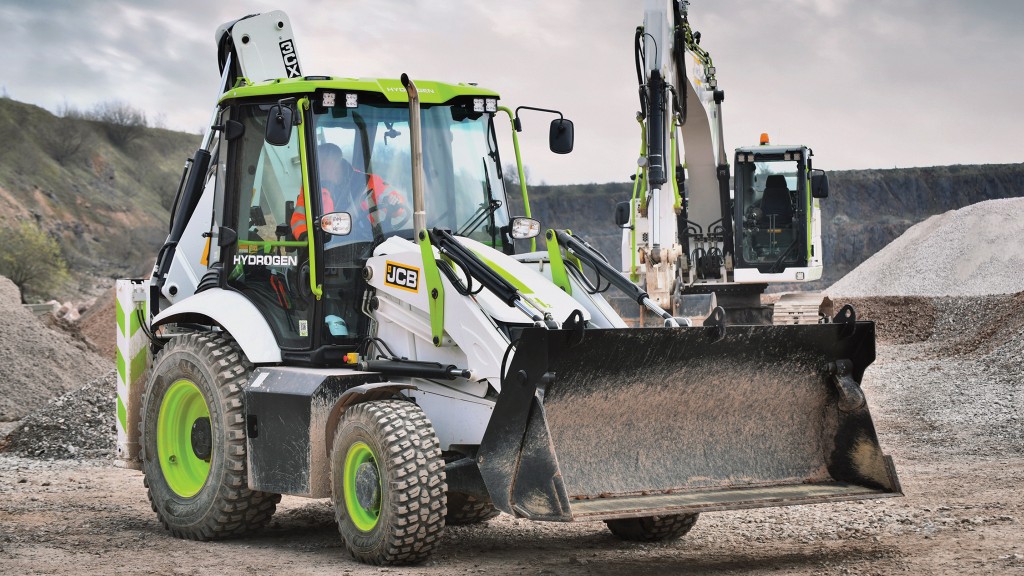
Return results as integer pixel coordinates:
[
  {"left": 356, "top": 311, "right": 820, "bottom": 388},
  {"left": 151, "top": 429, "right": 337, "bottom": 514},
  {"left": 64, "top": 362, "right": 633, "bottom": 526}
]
[
  {"left": 0, "top": 371, "right": 117, "bottom": 459},
  {"left": 77, "top": 285, "right": 116, "bottom": 361},
  {"left": 863, "top": 293, "right": 1024, "bottom": 460},
  {"left": 838, "top": 296, "right": 937, "bottom": 344},
  {"left": 0, "top": 276, "right": 112, "bottom": 423},
  {"left": 828, "top": 197, "right": 1024, "bottom": 297}
]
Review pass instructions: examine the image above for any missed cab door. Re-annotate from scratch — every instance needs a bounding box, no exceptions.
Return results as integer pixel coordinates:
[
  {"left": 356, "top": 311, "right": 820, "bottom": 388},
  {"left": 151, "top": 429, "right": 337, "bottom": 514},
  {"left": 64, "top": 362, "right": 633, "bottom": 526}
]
[{"left": 222, "top": 103, "right": 314, "bottom": 350}]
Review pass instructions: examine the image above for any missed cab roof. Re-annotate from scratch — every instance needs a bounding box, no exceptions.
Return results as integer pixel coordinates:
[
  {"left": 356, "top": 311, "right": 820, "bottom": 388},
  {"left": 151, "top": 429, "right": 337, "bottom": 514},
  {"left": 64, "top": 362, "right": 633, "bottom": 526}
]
[
  {"left": 218, "top": 76, "right": 500, "bottom": 105},
  {"left": 735, "top": 144, "right": 807, "bottom": 155}
]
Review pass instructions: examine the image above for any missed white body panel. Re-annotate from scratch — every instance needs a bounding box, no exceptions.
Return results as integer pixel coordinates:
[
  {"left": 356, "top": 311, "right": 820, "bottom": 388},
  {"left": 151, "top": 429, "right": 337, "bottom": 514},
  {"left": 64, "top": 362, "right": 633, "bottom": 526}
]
[
  {"left": 811, "top": 199, "right": 824, "bottom": 270},
  {"left": 152, "top": 288, "right": 283, "bottom": 363},
  {"left": 366, "top": 237, "right": 510, "bottom": 393},
  {"left": 404, "top": 380, "right": 494, "bottom": 449},
  {"left": 734, "top": 265, "right": 823, "bottom": 283},
  {"left": 217, "top": 11, "right": 302, "bottom": 82},
  {"left": 365, "top": 237, "right": 594, "bottom": 450}
]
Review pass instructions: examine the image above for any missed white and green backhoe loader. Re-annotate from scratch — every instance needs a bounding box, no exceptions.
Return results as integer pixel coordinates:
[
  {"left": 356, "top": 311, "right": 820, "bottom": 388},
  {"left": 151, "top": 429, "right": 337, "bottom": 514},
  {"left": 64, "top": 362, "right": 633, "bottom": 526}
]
[{"left": 115, "top": 10, "right": 900, "bottom": 566}]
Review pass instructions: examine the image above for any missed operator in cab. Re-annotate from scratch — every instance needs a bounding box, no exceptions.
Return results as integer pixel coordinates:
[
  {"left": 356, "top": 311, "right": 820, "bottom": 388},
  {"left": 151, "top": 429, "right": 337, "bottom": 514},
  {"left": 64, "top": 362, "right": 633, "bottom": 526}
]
[{"left": 289, "top": 143, "right": 408, "bottom": 241}]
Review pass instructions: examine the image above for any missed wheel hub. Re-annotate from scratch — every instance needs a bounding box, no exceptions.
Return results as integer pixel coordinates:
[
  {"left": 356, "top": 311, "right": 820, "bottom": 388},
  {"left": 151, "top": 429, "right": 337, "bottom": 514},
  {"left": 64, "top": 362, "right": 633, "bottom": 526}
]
[
  {"left": 190, "top": 417, "right": 212, "bottom": 461},
  {"left": 355, "top": 461, "right": 380, "bottom": 510},
  {"left": 157, "top": 379, "right": 212, "bottom": 498}
]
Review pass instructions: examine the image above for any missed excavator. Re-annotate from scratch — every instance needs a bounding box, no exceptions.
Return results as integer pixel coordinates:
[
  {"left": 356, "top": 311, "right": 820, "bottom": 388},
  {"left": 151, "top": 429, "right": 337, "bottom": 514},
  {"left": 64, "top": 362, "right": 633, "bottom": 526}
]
[
  {"left": 113, "top": 9, "right": 900, "bottom": 566},
  {"left": 617, "top": 0, "right": 832, "bottom": 325}
]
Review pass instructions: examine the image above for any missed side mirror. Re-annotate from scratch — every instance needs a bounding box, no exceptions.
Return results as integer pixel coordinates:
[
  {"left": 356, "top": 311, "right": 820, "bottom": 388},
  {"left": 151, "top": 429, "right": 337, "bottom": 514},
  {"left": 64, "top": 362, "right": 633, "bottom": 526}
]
[
  {"left": 549, "top": 119, "right": 574, "bottom": 154},
  {"left": 614, "top": 201, "right": 631, "bottom": 228},
  {"left": 265, "top": 104, "right": 294, "bottom": 146},
  {"left": 509, "top": 217, "right": 541, "bottom": 240},
  {"left": 810, "top": 169, "right": 829, "bottom": 199}
]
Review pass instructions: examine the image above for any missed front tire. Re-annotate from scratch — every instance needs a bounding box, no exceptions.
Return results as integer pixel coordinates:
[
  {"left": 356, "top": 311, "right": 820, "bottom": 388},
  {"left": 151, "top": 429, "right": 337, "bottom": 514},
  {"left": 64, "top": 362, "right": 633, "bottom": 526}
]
[
  {"left": 605, "top": 513, "right": 699, "bottom": 542},
  {"left": 330, "top": 399, "right": 447, "bottom": 565},
  {"left": 140, "top": 332, "right": 279, "bottom": 540}
]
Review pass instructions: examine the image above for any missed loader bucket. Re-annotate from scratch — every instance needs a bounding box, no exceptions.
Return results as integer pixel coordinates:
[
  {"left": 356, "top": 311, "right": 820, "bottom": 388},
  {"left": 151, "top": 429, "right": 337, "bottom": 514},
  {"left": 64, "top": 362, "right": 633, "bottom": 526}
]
[{"left": 477, "top": 319, "right": 901, "bottom": 522}]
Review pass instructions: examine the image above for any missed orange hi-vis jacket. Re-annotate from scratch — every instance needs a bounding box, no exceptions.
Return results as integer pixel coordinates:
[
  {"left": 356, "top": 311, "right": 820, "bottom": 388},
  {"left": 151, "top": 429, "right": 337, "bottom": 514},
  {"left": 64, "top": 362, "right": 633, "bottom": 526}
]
[
  {"left": 290, "top": 174, "right": 407, "bottom": 240},
  {"left": 289, "top": 185, "right": 334, "bottom": 240}
]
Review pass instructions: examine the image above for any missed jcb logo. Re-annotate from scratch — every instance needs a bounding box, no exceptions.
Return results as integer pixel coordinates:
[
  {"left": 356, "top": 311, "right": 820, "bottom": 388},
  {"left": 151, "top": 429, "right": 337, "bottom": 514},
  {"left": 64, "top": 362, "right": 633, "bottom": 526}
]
[
  {"left": 385, "top": 261, "right": 419, "bottom": 292},
  {"left": 279, "top": 40, "right": 301, "bottom": 78}
]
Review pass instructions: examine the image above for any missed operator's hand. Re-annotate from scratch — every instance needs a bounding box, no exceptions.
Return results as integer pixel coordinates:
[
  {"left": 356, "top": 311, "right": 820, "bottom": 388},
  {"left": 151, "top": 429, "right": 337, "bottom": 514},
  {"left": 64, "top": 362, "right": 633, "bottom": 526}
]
[{"left": 375, "top": 190, "right": 410, "bottom": 231}]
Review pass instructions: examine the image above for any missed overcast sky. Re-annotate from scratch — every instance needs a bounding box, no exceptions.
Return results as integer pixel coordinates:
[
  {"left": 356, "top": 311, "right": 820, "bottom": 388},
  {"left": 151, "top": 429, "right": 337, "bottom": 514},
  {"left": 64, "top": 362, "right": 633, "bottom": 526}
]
[{"left": 2, "top": 0, "right": 1022, "bottom": 185}]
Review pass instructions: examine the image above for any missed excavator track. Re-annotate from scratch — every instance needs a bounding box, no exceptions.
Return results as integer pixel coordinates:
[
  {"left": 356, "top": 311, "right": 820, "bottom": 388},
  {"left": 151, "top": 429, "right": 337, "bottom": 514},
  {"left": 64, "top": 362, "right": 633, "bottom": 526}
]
[{"left": 772, "top": 292, "right": 834, "bottom": 325}]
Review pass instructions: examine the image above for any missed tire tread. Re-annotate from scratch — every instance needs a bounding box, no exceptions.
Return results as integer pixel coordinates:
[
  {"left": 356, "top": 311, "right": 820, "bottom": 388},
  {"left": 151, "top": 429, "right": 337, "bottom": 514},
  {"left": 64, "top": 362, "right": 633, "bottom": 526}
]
[{"left": 141, "top": 332, "right": 280, "bottom": 540}]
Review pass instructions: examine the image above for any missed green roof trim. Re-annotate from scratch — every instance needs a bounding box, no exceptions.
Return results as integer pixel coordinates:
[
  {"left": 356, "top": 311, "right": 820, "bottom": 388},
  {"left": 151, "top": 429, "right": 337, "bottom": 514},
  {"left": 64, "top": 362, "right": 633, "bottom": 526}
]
[{"left": 219, "top": 77, "right": 499, "bottom": 105}]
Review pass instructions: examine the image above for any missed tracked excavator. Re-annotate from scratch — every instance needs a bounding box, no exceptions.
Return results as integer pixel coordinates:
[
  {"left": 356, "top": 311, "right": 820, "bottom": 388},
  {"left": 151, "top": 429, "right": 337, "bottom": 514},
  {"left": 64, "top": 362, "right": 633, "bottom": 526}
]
[
  {"left": 114, "top": 10, "right": 900, "bottom": 566},
  {"left": 618, "top": 0, "right": 832, "bottom": 325}
]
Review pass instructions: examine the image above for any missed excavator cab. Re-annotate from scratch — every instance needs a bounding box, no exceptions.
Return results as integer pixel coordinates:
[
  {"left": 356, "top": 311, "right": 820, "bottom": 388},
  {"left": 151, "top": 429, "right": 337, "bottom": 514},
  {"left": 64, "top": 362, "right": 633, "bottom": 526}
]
[{"left": 734, "top": 145, "right": 817, "bottom": 275}]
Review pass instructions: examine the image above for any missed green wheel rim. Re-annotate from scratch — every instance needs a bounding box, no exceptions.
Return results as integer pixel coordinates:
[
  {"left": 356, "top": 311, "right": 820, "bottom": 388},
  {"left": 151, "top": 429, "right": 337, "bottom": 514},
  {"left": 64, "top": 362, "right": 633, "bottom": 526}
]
[
  {"left": 344, "top": 441, "right": 381, "bottom": 531},
  {"left": 157, "top": 379, "right": 212, "bottom": 498}
]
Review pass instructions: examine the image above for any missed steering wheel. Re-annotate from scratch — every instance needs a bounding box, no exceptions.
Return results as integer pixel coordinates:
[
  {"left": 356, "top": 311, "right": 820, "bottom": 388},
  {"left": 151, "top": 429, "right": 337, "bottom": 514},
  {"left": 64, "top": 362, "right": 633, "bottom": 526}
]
[{"left": 375, "top": 193, "right": 412, "bottom": 234}]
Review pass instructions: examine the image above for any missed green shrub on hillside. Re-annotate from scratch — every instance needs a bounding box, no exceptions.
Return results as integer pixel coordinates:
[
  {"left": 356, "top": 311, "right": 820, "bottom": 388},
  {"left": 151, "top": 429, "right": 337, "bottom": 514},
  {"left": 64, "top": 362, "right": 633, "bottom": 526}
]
[{"left": 0, "top": 221, "right": 70, "bottom": 303}]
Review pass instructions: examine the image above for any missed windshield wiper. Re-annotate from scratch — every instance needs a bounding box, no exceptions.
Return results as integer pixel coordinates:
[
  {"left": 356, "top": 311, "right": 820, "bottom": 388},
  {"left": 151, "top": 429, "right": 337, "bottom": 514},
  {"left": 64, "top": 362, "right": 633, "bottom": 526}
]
[
  {"left": 457, "top": 199, "right": 501, "bottom": 237},
  {"left": 457, "top": 158, "right": 500, "bottom": 237}
]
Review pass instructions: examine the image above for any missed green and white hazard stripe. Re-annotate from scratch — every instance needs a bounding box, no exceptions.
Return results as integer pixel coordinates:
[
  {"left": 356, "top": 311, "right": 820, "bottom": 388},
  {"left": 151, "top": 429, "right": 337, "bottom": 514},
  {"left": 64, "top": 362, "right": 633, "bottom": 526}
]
[{"left": 115, "top": 279, "right": 150, "bottom": 470}]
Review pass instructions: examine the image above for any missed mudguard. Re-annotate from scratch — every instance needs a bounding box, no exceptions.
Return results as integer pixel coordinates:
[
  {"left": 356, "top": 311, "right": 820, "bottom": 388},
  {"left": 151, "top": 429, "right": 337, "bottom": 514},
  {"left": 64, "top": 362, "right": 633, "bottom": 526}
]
[{"left": 151, "top": 287, "right": 282, "bottom": 363}]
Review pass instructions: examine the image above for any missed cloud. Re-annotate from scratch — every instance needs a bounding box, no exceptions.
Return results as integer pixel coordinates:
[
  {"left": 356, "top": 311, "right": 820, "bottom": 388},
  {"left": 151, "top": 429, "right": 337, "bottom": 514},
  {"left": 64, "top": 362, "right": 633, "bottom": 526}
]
[{"left": 0, "top": 1, "right": 1021, "bottom": 183}]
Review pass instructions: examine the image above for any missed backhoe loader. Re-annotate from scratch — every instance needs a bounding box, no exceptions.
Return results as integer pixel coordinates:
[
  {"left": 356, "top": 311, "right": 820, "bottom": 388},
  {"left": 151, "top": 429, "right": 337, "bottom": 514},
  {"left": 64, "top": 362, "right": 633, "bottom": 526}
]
[{"left": 114, "top": 10, "right": 900, "bottom": 566}]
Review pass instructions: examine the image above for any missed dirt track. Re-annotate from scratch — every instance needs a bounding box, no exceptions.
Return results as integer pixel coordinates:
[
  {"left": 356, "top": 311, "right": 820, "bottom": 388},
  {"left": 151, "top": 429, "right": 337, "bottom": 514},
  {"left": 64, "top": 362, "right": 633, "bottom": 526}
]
[
  {"left": 0, "top": 425, "right": 1020, "bottom": 575},
  {"left": 2, "top": 292, "right": 1022, "bottom": 575}
]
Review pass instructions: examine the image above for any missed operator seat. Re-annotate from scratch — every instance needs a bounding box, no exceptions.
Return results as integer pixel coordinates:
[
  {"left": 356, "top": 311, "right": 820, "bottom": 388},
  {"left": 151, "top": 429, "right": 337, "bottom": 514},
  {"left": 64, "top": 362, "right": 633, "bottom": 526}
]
[{"left": 760, "top": 174, "right": 794, "bottom": 227}]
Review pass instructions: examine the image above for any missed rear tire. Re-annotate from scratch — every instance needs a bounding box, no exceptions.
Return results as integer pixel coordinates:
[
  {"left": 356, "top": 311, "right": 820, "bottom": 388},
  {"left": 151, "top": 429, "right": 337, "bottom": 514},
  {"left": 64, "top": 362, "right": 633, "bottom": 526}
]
[
  {"left": 140, "top": 332, "right": 280, "bottom": 540},
  {"left": 605, "top": 513, "right": 699, "bottom": 542},
  {"left": 445, "top": 492, "right": 500, "bottom": 525},
  {"left": 330, "top": 400, "right": 447, "bottom": 565}
]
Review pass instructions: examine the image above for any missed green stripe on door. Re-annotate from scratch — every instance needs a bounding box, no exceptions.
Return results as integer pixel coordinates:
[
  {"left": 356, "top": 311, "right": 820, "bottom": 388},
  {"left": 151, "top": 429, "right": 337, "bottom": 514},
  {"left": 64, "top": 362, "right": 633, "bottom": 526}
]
[
  {"left": 128, "top": 305, "right": 141, "bottom": 338},
  {"left": 130, "top": 349, "right": 148, "bottom": 383},
  {"left": 117, "top": 349, "right": 125, "bottom": 383},
  {"left": 117, "top": 396, "right": 127, "bottom": 431},
  {"left": 118, "top": 348, "right": 148, "bottom": 386},
  {"left": 116, "top": 297, "right": 125, "bottom": 337}
]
